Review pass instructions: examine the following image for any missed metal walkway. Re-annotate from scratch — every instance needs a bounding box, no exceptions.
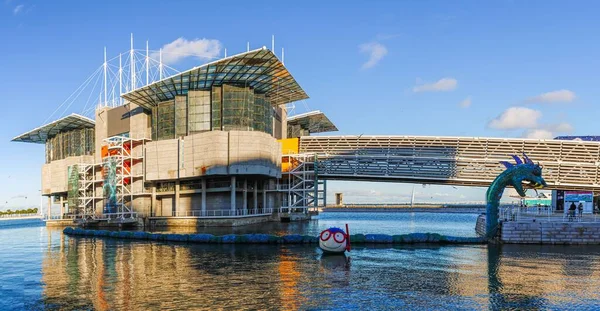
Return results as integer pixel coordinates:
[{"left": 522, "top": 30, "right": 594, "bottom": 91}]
[{"left": 300, "top": 135, "right": 600, "bottom": 191}]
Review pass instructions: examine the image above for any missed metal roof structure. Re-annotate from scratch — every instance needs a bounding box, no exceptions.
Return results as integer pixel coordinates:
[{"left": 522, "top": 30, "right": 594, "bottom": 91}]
[
  {"left": 11, "top": 113, "right": 95, "bottom": 144},
  {"left": 554, "top": 136, "right": 600, "bottom": 142},
  {"left": 122, "top": 47, "right": 308, "bottom": 110},
  {"left": 287, "top": 110, "right": 338, "bottom": 134}
]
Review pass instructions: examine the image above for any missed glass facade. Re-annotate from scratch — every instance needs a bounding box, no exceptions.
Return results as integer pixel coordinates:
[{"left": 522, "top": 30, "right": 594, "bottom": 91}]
[
  {"left": 222, "top": 84, "right": 254, "bottom": 131},
  {"left": 188, "top": 90, "right": 210, "bottom": 134},
  {"left": 175, "top": 96, "right": 187, "bottom": 137},
  {"left": 211, "top": 86, "right": 222, "bottom": 131},
  {"left": 151, "top": 84, "right": 274, "bottom": 141},
  {"left": 45, "top": 128, "right": 95, "bottom": 163},
  {"left": 157, "top": 100, "right": 175, "bottom": 140}
]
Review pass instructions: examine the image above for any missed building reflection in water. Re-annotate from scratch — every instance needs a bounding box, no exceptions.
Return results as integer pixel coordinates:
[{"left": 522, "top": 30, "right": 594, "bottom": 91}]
[{"left": 41, "top": 231, "right": 600, "bottom": 310}]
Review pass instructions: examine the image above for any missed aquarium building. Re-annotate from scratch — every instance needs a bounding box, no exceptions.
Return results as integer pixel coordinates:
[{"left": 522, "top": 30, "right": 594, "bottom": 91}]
[{"left": 12, "top": 47, "right": 337, "bottom": 226}]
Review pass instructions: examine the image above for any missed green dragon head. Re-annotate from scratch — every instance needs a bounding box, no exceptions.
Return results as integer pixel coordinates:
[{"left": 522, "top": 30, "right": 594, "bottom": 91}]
[{"left": 499, "top": 153, "right": 547, "bottom": 197}]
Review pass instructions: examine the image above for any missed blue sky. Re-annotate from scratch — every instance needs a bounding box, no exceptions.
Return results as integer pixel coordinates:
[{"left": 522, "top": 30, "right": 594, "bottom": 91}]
[{"left": 1, "top": 1, "right": 599, "bottom": 209}]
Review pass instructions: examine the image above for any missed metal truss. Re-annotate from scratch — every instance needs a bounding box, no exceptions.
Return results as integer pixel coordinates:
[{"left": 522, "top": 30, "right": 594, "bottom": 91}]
[
  {"left": 75, "top": 163, "right": 102, "bottom": 223},
  {"left": 279, "top": 153, "right": 323, "bottom": 213},
  {"left": 300, "top": 135, "right": 600, "bottom": 191}
]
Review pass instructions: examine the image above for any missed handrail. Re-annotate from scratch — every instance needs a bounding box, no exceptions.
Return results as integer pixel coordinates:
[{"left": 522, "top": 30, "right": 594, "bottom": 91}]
[{"left": 150, "top": 208, "right": 274, "bottom": 218}]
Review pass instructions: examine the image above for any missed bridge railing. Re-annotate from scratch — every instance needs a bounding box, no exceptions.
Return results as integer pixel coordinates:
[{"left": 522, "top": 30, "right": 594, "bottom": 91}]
[
  {"left": 0, "top": 213, "right": 40, "bottom": 219},
  {"left": 149, "top": 208, "right": 274, "bottom": 218},
  {"left": 501, "top": 206, "right": 600, "bottom": 223}
]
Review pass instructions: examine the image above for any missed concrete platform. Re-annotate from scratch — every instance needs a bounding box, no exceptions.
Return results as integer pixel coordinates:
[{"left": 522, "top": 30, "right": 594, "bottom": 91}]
[
  {"left": 149, "top": 215, "right": 274, "bottom": 228},
  {"left": 45, "top": 219, "right": 75, "bottom": 227}
]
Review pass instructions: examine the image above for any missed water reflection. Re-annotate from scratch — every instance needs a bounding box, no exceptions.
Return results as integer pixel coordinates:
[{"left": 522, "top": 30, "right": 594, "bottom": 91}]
[{"left": 37, "top": 232, "right": 600, "bottom": 310}]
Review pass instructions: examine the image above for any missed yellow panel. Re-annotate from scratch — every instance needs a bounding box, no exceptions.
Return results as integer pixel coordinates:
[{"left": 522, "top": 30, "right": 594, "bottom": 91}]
[
  {"left": 279, "top": 138, "right": 299, "bottom": 172},
  {"left": 279, "top": 138, "right": 299, "bottom": 155}
]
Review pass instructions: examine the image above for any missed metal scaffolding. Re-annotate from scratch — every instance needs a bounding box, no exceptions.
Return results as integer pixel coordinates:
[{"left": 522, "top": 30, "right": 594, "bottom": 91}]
[
  {"left": 279, "top": 153, "right": 324, "bottom": 213},
  {"left": 71, "top": 135, "right": 148, "bottom": 226}
]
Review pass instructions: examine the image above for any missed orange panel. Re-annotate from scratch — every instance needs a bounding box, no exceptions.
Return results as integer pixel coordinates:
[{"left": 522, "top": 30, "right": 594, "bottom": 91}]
[
  {"left": 279, "top": 138, "right": 299, "bottom": 155},
  {"left": 101, "top": 146, "right": 108, "bottom": 158}
]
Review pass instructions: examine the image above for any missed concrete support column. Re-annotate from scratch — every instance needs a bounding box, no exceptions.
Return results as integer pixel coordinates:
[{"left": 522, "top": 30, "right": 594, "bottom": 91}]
[
  {"left": 47, "top": 196, "right": 52, "bottom": 219},
  {"left": 243, "top": 179, "right": 248, "bottom": 215},
  {"left": 174, "top": 181, "right": 180, "bottom": 217},
  {"left": 59, "top": 196, "right": 64, "bottom": 219},
  {"left": 151, "top": 184, "right": 157, "bottom": 216},
  {"left": 231, "top": 176, "right": 236, "bottom": 214},
  {"left": 323, "top": 180, "right": 327, "bottom": 208},
  {"left": 263, "top": 181, "right": 268, "bottom": 212},
  {"left": 201, "top": 178, "right": 207, "bottom": 216},
  {"left": 253, "top": 180, "right": 258, "bottom": 214}
]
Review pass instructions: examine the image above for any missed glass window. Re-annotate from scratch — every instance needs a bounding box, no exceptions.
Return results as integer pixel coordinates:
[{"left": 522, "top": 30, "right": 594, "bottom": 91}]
[
  {"left": 222, "top": 84, "right": 254, "bottom": 131},
  {"left": 188, "top": 90, "right": 211, "bottom": 134},
  {"left": 157, "top": 100, "right": 175, "bottom": 140},
  {"left": 175, "top": 96, "right": 187, "bottom": 137},
  {"left": 44, "top": 128, "right": 95, "bottom": 163},
  {"left": 211, "top": 86, "right": 222, "bottom": 130}
]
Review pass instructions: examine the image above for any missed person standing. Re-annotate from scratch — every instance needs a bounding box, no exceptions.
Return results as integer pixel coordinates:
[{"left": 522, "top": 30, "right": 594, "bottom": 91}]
[
  {"left": 578, "top": 202, "right": 584, "bottom": 218},
  {"left": 569, "top": 202, "right": 577, "bottom": 221}
]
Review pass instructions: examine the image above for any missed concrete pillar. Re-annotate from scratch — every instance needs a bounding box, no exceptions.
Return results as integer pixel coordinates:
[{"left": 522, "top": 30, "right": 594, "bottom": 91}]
[
  {"left": 151, "top": 184, "right": 157, "bottom": 217},
  {"left": 201, "top": 178, "right": 207, "bottom": 216},
  {"left": 59, "top": 196, "right": 64, "bottom": 218},
  {"left": 253, "top": 180, "right": 258, "bottom": 214},
  {"left": 323, "top": 180, "right": 327, "bottom": 207},
  {"left": 231, "top": 176, "right": 236, "bottom": 214},
  {"left": 47, "top": 196, "right": 52, "bottom": 219},
  {"left": 263, "top": 181, "right": 268, "bottom": 212},
  {"left": 243, "top": 179, "right": 248, "bottom": 215},
  {"left": 174, "top": 181, "right": 180, "bottom": 217}
]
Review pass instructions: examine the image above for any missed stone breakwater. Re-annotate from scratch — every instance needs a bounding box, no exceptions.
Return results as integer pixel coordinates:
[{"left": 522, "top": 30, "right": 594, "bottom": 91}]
[
  {"left": 62, "top": 227, "right": 485, "bottom": 244},
  {"left": 502, "top": 221, "right": 600, "bottom": 244}
]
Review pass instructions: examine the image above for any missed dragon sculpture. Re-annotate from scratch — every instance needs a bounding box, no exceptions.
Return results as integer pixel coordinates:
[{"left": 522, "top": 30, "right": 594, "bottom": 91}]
[{"left": 485, "top": 153, "right": 547, "bottom": 238}]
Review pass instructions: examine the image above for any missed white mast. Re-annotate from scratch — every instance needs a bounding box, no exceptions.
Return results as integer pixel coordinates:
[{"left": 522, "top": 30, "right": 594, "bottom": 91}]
[
  {"left": 119, "top": 53, "right": 122, "bottom": 105},
  {"left": 159, "top": 48, "right": 163, "bottom": 80},
  {"left": 224, "top": 48, "right": 227, "bottom": 58},
  {"left": 130, "top": 33, "right": 135, "bottom": 91},
  {"left": 103, "top": 47, "right": 107, "bottom": 107},
  {"left": 146, "top": 40, "right": 149, "bottom": 86},
  {"left": 247, "top": 42, "right": 250, "bottom": 52},
  {"left": 271, "top": 35, "right": 275, "bottom": 53}
]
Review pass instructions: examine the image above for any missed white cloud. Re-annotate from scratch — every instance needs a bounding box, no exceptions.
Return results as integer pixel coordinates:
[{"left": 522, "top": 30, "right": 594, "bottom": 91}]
[
  {"left": 549, "top": 122, "right": 573, "bottom": 133},
  {"left": 12, "top": 4, "right": 23, "bottom": 15},
  {"left": 523, "top": 129, "right": 554, "bottom": 139},
  {"left": 527, "top": 89, "right": 576, "bottom": 103},
  {"left": 459, "top": 96, "right": 471, "bottom": 108},
  {"left": 522, "top": 122, "right": 574, "bottom": 140},
  {"left": 359, "top": 42, "right": 388, "bottom": 69},
  {"left": 488, "top": 107, "right": 541, "bottom": 130},
  {"left": 413, "top": 78, "right": 457, "bottom": 92},
  {"left": 152, "top": 38, "right": 222, "bottom": 65}
]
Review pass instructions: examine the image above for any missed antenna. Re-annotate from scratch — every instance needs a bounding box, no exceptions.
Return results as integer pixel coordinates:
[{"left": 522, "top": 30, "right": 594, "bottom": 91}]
[
  {"left": 224, "top": 48, "right": 227, "bottom": 58},
  {"left": 247, "top": 42, "right": 250, "bottom": 52},
  {"left": 146, "top": 40, "right": 149, "bottom": 85},
  {"left": 119, "top": 53, "right": 122, "bottom": 105},
  {"left": 130, "top": 33, "right": 135, "bottom": 91},
  {"left": 159, "top": 48, "right": 163, "bottom": 80},
  {"left": 103, "top": 47, "right": 107, "bottom": 107},
  {"left": 271, "top": 35, "right": 275, "bottom": 53}
]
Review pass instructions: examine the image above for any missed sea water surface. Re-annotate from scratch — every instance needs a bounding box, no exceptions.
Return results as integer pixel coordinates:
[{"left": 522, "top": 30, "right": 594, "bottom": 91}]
[{"left": 2, "top": 212, "right": 600, "bottom": 310}]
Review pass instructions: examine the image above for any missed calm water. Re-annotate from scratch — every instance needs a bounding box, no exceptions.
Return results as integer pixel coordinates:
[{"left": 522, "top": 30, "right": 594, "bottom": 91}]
[
  {"left": 154, "top": 212, "right": 481, "bottom": 237},
  {"left": 2, "top": 213, "right": 600, "bottom": 310}
]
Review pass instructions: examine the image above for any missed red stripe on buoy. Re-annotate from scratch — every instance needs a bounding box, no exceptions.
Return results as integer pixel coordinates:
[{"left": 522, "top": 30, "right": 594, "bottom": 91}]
[{"left": 346, "top": 223, "right": 351, "bottom": 252}]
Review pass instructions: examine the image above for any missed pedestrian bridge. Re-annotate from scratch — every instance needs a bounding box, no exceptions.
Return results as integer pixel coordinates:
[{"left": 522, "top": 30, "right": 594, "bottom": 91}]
[{"left": 297, "top": 135, "right": 600, "bottom": 191}]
